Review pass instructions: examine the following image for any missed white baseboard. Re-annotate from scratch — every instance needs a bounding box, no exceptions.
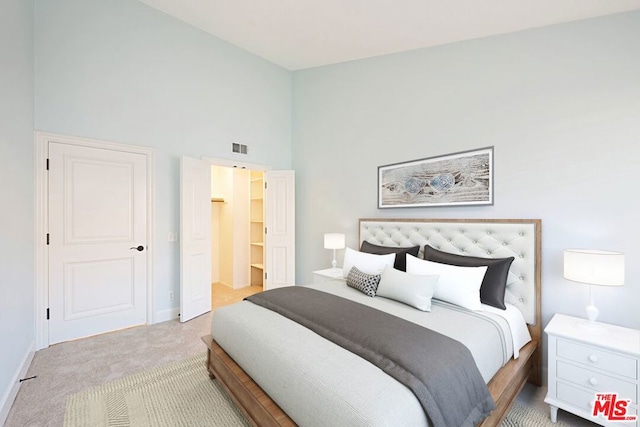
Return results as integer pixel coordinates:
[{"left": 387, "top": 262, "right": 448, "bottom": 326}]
[
  {"left": 0, "top": 341, "right": 35, "bottom": 426},
  {"left": 155, "top": 307, "right": 179, "bottom": 323}
]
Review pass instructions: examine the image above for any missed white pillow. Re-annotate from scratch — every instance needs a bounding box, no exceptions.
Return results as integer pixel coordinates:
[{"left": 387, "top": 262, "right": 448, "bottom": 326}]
[
  {"left": 405, "top": 254, "right": 487, "bottom": 311},
  {"left": 376, "top": 265, "right": 439, "bottom": 311},
  {"left": 342, "top": 247, "right": 396, "bottom": 277}
]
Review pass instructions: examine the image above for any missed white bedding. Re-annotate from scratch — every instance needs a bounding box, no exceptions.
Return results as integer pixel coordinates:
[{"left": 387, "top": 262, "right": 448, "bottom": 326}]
[
  {"left": 304, "top": 279, "right": 531, "bottom": 380},
  {"left": 481, "top": 302, "right": 531, "bottom": 359},
  {"left": 211, "top": 281, "right": 531, "bottom": 426}
]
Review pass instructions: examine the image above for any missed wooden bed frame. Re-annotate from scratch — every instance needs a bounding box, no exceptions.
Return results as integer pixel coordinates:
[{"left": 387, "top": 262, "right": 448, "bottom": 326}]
[{"left": 203, "top": 218, "right": 542, "bottom": 427}]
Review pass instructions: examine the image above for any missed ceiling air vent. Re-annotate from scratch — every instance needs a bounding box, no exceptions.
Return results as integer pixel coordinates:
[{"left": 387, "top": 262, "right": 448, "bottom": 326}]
[{"left": 232, "top": 142, "right": 248, "bottom": 155}]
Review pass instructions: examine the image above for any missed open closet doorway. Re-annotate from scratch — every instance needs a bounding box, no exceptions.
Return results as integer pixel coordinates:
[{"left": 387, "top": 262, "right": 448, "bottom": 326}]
[
  {"left": 210, "top": 165, "right": 264, "bottom": 310},
  {"left": 180, "top": 155, "right": 294, "bottom": 322}
]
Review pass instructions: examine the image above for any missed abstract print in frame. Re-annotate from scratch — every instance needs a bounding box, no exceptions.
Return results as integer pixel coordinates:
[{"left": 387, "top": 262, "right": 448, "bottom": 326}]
[{"left": 378, "top": 147, "right": 493, "bottom": 208}]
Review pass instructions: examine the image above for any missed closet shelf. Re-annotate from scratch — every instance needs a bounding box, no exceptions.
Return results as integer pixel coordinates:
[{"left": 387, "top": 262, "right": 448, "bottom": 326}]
[{"left": 250, "top": 171, "right": 264, "bottom": 287}]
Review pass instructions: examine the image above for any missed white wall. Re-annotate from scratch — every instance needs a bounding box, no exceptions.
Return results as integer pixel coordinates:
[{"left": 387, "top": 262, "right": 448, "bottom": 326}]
[
  {"left": 210, "top": 202, "right": 221, "bottom": 283},
  {"left": 216, "top": 167, "right": 251, "bottom": 289},
  {"left": 34, "top": 0, "right": 292, "bottom": 315},
  {"left": 0, "top": 0, "right": 35, "bottom": 422},
  {"left": 217, "top": 167, "right": 234, "bottom": 287},
  {"left": 292, "top": 10, "right": 640, "bottom": 337}
]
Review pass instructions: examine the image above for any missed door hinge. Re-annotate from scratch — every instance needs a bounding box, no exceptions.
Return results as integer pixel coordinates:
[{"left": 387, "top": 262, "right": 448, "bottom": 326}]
[
  {"left": 265, "top": 272, "right": 267, "bottom": 280},
  {"left": 264, "top": 227, "right": 267, "bottom": 235},
  {"left": 46, "top": 233, "right": 50, "bottom": 245},
  {"left": 46, "top": 158, "right": 49, "bottom": 170},
  {"left": 264, "top": 182, "right": 267, "bottom": 189},
  {"left": 46, "top": 308, "right": 50, "bottom": 320}
]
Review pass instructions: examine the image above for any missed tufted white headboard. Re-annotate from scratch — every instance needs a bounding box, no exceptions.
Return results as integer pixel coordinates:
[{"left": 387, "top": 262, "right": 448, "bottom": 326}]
[{"left": 359, "top": 218, "right": 541, "bottom": 327}]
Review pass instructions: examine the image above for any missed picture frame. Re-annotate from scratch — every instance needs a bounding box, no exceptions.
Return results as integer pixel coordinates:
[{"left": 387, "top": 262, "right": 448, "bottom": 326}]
[{"left": 378, "top": 147, "right": 494, "bottom": 208}]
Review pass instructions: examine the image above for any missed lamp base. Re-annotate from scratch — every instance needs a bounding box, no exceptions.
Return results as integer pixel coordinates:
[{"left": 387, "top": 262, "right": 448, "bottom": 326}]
[
  {"left": 585, "top": 304, "right": 599, "bottom": 323},
  {"left": 331, "top": 259, "right": 337, "bottom": 269},
  {"left": 576, "top": 303, "right": 606, "bottom": 331}
]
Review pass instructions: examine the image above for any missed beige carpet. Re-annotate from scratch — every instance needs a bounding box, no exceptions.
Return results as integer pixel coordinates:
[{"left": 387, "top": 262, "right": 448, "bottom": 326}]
[{"left": 64, "top": 354, "right": 567, "bottom": 427}]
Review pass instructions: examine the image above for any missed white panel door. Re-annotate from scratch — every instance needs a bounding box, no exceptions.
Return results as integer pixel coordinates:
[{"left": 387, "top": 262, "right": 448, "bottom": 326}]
[
  {"left": 180, "top": 156, "right": 212, "bottom": 322},
  {"left": 265, "top": 170, "right": 295, "bottom": 289},
  {"left": 48, "top": 143, "right": 147, "bottom": 344}
]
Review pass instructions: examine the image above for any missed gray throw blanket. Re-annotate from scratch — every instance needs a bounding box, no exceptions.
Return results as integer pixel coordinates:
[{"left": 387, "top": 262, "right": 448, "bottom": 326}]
[{"left": 246, "top": 287, "right": 495, "bottom": 427}]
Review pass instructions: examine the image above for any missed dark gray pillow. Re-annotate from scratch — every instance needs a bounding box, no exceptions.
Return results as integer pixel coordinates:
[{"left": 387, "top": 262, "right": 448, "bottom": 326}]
[
  {"left": 346, "top": 266, "right": 381, "bottom": 297},
  {"left": 423, "top": 245, "right": 514, "bottom": 310},
  {"left": 360, "top": 241, "right": 420, "bottom": 272}
]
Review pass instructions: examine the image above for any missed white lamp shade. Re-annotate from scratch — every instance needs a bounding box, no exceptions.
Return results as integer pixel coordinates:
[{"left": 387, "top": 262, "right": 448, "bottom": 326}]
[
  {"left": 563, "top": 249, "right": 624, "bottom": 286},
  {"left": 324, "top": 233, "right": 345, "bottom": 250}
]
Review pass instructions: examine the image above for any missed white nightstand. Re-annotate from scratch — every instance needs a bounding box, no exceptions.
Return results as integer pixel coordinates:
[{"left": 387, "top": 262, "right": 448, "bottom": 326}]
[
  {"left": 312, "top": 268, "right": 344, "bottom": 285},
  {"left": 544, "top": 313, "right": 640, "bottom": 427}
]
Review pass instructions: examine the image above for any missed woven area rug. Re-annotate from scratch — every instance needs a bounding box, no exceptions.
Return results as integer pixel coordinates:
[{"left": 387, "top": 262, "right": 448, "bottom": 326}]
[
  {"left": 502, "top": 401, "right": 570, "bottom": 427},
  {"left": 65, "top": 354, "right": 563, "bottom": 427},
  {"left": 64, "top": 354, "right": 249, "bottom": 427}
]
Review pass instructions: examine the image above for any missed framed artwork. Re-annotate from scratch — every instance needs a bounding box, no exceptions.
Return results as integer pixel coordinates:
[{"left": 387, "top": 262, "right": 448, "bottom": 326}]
[{"left": 378, "top": 147, "right": 493, "bottom": 208}]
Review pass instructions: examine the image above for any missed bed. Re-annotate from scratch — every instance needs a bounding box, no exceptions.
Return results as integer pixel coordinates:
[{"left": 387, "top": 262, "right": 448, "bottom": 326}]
[{"left": 203, "top": 218, "right": 542, "bottom": 426}]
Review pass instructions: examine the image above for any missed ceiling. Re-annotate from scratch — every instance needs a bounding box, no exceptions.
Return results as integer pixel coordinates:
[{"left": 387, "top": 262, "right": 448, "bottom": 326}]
[{"left": 137, "top": 0, "right": 640, "bottom": 70}]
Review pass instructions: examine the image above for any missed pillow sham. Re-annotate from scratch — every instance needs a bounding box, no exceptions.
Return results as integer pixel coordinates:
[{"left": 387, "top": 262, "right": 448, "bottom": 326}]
[
  {"left": 376, "top": 265, "right": 439, "bottom": 311},
  {"left": 342, "top": 247, "right": 396, "bottom": 278},
  {"left": 346, "top": 266, "right": 381, "bottom": 297},
  {"left": 423, "top": 245, "right": 514, "bottom": 310},
  {"left": 406, "top": 254, "right": 487, "bottom": 311},
  {"left": 359, "top": 241, "right": 420, "bottom": 272}
]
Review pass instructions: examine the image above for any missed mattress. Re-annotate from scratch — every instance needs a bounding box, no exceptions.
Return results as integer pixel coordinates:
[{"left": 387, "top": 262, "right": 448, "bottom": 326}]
[{"left": 211, "top": 280, "right": 531, "bottom": 426}]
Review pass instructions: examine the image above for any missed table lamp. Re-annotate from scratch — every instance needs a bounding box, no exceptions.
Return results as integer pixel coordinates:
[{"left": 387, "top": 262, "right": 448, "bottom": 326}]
[
  {"left": 324, "top": 233, "right": 345, "bottom": 269},
  {"left": 563, "top": 249, "right": 624, "bottom": 325}
]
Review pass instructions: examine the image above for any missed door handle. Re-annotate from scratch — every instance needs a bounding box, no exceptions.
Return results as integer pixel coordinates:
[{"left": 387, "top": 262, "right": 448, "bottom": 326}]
[{"left": 130, "top": 245, "right": 145, "bottom": 252}]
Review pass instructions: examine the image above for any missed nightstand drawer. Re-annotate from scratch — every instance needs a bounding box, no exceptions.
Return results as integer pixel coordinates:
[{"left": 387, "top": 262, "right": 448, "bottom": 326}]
[
  {"left": 557, "top": 361, "right": 638, "bottom": 404},
  {"left": 557, "top": 382, "right": 638, "bottom": 426},
  {"left": 558, "top": 339, "right": 638, "bottom": 380},
  {"left": 556, "top": 381, "right": 594, "bottom": 413}
]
